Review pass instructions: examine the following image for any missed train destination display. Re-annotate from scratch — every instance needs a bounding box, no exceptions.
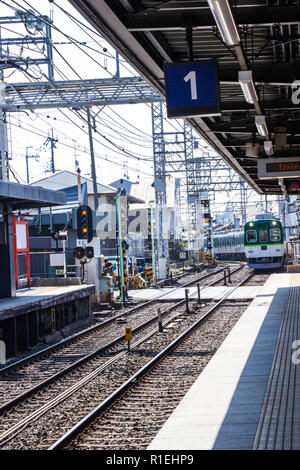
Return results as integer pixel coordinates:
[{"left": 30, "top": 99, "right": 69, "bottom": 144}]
[{"left": 258, "top": 157, "right": 300, "bottom": 179}]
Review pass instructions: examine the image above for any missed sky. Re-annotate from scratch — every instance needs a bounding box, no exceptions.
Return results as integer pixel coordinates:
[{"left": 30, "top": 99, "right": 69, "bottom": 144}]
[{"left": 0, "top": 0, "right": 280, "bottom": 220}]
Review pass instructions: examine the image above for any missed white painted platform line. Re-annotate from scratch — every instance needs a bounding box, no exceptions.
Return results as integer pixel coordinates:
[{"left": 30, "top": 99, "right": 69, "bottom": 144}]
[
  {"left": 148, "top": 273, "right": 292, "bottom": 450},
  {"left": 227, "top": 286, "right": 263, "bottom": 300},
  {"left": 125, "top": 286, "right": 263, "bottom": 302}
]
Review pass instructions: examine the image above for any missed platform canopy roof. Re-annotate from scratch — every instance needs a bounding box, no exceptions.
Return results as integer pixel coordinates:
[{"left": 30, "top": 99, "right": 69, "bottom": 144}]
[
  {"left": 0, "top": 180, "right": 66, "bottom": 210},
  {"left": 69, "top": 0, "right": 300, "bottom": 196}
]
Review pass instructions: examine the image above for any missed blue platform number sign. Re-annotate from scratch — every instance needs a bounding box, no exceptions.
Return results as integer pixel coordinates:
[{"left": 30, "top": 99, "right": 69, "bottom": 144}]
[{"left": 164, "top": 60, "right": 221, "bottom": 119}]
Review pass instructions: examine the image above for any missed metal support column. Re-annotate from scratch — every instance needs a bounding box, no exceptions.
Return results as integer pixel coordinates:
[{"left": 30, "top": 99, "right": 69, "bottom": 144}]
[
  {"left": 151, "top": 102, "right": 168, "bottom": 279},
  {"left": 0, "top": 26, "right": 8, "bottom": 181},
  {"left": 87, "top": 107, "right": 98, "bottom": 211}
]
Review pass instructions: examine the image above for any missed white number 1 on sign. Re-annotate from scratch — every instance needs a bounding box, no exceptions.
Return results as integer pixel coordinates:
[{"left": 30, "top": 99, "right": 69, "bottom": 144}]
[{"left": 184, "top": 70, "right": 197, "bottom": 100}]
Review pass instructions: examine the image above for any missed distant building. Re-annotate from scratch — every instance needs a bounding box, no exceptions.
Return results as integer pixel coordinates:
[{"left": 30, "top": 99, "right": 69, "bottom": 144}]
[
  {"left": 31, "top": 170, "right": 116, "bottom": 210},
  {"left": 110, "top": 175, "right": 181, "bottom": 260},
  {"left": 214, "top": 206, "right": 240, "bottom": 232},
  {"left": 28, "top": 171, "right": 147, "bottom": 279}
]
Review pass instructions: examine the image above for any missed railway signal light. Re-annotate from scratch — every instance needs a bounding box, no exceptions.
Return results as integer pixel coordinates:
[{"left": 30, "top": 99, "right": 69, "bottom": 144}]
[
  {"left": 288, "top": 180, "right": 300, "bottom": 191},
  {"left": 77, "top": 205, "right": 93, "bottom": 242},
  {"left": 51, "top": 229, "right": 60, "bottom": 241},
  {"left": 148, "top": 219, "right": 151, "bottom": 239},
  {"left": 74, "top": 246, "right": 85, "bottom": 259},
  {"left": 85, "top": 246, "right": 94, "bottom": 259},
  {"left": 52, "top": 229, "right": 68, "bottom": 243},
  {"left": 201, "top": 199, "right": 209, "bottom": 208},
  {"left": 74, "top": 246, "right": 94, "bottom": 260},
  {"left": 122, "top": 239, "right": 129, "bottom": 250}
]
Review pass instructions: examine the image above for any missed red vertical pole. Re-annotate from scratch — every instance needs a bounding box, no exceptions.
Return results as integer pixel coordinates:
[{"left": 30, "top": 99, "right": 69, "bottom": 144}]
[
  {"left": 13, "top": 216, "right": 19, "bottom": 290},
  {"left": 25, "top": 221, "right": 31, "bottom": 288}
]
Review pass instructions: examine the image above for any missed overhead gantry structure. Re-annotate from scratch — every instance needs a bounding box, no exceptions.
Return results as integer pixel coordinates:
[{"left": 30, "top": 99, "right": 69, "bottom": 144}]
[{"left": 69, "top": 0, "right": 300, "bottom": 196}]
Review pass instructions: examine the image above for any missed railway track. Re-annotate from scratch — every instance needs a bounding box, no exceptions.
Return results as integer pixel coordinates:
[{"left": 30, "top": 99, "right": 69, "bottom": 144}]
[
  {"left": 0, "top": 263, "right": 244, "bottom": 413},
  {"left": 60, "top": 300, "right": 250, "bottom": 450},
  {"left": 0, "top": 262, "right": 243, "bottom": 381},
  {"left": 48, "top": 272, "right": 254, "bottom": 451},
  {"left": 0, "top": 268, "right": 254, "bottom": 450}
]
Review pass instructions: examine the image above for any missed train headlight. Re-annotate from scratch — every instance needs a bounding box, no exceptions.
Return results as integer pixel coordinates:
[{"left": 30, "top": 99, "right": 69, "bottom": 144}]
[
  {"left": 272, "top": 221, "right": 277, "bottom": 225},
  {"left": 249, "top": 222, "right": 254, "bottom": 227}
]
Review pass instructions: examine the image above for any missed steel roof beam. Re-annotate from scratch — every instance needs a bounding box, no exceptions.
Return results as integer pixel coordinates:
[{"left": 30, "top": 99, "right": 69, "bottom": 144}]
[
  {"left": 221, "top": 99, "right": 300, "bottom": 112},
  {"left": 209, "top": 120, "right": 300, "bottom": 134},
  {"left": 126, "top": 6, "right": 300, "bottom": 31},
  {"left": 224, "top": 138, "right": 300, "bottom": 146},
  {"left": 220, "top": 62, "right": 300, "bottom": 86},
  {"left": 2, "top": 77, "right": 163, "bottom": 111}
]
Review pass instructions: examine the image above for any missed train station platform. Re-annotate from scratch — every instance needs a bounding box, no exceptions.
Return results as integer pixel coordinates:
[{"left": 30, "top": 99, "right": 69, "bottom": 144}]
[
  {"left": 148, "top": 273, "right": 300, "bottom": 450},
  {"left": 0, "top": 284, "right": 95, "bottom": 358},
  {"left": 125, "top": 285, "right": 262, "bottom": 302}
]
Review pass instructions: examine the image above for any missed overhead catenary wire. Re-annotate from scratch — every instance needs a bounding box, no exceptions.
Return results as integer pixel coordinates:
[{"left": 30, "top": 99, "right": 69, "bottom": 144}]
[
  {"left": 5, "top": 0, "right": 186, "bottom": 135},
  {"left": 10, "top": 113, "right": 142, "bottom": 164},
  {"left": 8, "top": 118, "right": 153, "bottom": 177},
  {"left": 3, "top": 0, "right": 225, "bottom": 189},
  {"left": 3, "top": 5, "right": 157, "bottom": 159},
  {"left": 2, "top": 39, "right": 156, "bottom": 163},
  {"left": 1, "top": 0, "right": 257, "bottom": 212},
  {"left": 3, "top": 3, "right": 182, "bottom": 146}
]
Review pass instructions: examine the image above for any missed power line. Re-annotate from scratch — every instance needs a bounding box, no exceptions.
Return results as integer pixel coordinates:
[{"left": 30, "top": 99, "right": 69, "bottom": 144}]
[
  {"left": 8, "top": 118, "right": 153, "bottom": 176},
  {"left": 6, "top": 0, "right": 186, "bottom": 135}
]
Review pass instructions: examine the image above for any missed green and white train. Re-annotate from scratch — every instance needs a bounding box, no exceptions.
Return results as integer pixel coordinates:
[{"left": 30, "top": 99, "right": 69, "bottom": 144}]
[
  {"left": 207, "top": 215, "right": 285, "bottom": 269},
  {"left": 211, "top": 229, "right": 245, "bottom": 260},
  {"left": 244, "top": 217, "right": 285, "bottom": 269}
]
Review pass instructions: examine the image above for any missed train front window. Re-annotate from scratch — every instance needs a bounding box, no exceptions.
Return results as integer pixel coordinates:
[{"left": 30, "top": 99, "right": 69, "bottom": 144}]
[
  {"left": 246, "top": 230, "right": 257, "bottom": 243},
  {"left": 270, "top": 228, "right": 281, "bottom": 242},
  {"left": 259, "top": 229, "right": 268, "bottom": 243}
]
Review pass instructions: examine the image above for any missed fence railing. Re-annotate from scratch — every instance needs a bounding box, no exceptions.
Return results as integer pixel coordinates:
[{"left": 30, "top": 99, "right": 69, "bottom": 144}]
[{"left": 29, "top": 251, "right": 77, "bottom": 279}]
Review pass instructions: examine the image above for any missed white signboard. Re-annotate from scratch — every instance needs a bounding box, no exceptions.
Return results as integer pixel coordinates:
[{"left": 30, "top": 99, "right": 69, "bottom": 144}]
[
  {"left": 50, "top": 253, "right": 65, "bottom": 267},
  {"left": 16, "top": 224, "right": 27, "bottom": 250},
  {"left": 77, "top": 239, "right": 87, "bottom": 247}
]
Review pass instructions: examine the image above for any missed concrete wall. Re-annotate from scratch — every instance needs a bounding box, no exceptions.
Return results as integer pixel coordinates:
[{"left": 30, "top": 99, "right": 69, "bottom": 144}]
[{"left": 0, "top": 289, "right": 93, "bottom": 358}]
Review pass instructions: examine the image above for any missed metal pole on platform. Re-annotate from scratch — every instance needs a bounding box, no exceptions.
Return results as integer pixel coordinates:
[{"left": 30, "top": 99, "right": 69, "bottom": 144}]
[
  {"left": 197, "top": 283, "right": 201, "bottom": 304},
  {"left": 227, "top": 266, "right": 231, "bottom": 283},
  {"left": 116, "top": 196, "right": 125, "bottom": 303},
  {"left": 223, "top": 269, "right": 227, "bottom": 286},
  {"left": 157, "top": 307, "right": 163, "bottom": 333},
  {"left": 185, "top": 288, "right": 190, "bottom": 314},
  {"left": 62, "top": 240, "right": 67, "bottom": 278},
  {"left": 0, "top": 27, "right": 8, "bottom": 181}
]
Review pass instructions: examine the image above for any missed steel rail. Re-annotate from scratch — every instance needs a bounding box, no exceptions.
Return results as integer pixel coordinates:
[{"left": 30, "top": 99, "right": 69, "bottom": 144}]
[
  {"left": 0, "top": 308, "right": 188, "bottom": 446},
  {"left": 0, "top": 296, "right": 191, "bottom": 415},
  {"left": 0, "top": 265, "right": 248, "bottom": 445},
  {"left": 0, "top": 264, "right": 245, "bottom": 416},
  {"left": 0, "top": 278, "right": 229, "bottom": 445},
  {"left": 0, "top": 263, "right": 235, "bottom": 376},
  {"left": 0, "top": 263, "right": 236, "bottom": 415}
]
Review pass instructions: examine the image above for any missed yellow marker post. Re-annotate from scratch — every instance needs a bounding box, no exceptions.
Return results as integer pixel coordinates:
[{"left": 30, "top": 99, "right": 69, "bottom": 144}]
[{"left": 125, "top": 327, "right": 132, "bottom": 351}]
